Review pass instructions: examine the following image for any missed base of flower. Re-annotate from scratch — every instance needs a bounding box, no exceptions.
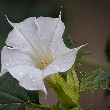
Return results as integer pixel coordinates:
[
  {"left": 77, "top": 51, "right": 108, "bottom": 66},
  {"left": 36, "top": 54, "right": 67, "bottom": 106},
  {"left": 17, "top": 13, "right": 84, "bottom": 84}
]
[{"left": 46, "top": 73, "right": 80, "bottom": 109}]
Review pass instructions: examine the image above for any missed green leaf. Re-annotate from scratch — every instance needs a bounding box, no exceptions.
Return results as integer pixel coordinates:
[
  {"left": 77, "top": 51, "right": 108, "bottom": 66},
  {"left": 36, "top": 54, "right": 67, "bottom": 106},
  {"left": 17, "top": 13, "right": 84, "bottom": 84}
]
[
  {"left": 63, "top": 30, "right": 75, "bottom": 49},
  {"left": 67, "top": 68, "right": 79, "bottom": 91},
  {"left": 0, "top": 103, "right": 25, "bottom": 110},
  {"left": 0, "top": 73, "right": 30, "bottom": 110},
  {"left": 0, "top": 73, "right": 30, "bottom": 103},
  {"left": 26, "top": 90, "right": 39, "bottom": 104},
  {"left": 80, "top": 69, "right": 110, "bottom": 93},
  {"left": 47, "top": 74, "right": 80, "bottom": 109}
]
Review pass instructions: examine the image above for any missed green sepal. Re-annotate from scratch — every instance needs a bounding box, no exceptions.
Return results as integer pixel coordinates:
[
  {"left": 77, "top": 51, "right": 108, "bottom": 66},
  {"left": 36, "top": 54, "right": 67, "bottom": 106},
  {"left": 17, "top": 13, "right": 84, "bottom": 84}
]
[
  {"left": 47, "top": 74, "right": 80, "bottom": 109},
  {"left": 80, "top": 69, "right": 110, "bottom": 93},
  {"left": 67, "top": 68, "right": 79, "bottom": 91}
]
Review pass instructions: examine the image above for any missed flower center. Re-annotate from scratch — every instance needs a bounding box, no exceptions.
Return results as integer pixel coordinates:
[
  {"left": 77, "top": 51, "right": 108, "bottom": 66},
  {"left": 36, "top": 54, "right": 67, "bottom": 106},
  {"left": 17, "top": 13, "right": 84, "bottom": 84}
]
[{"left": 39, "top": 60, "right": 49, "bottom": 70}]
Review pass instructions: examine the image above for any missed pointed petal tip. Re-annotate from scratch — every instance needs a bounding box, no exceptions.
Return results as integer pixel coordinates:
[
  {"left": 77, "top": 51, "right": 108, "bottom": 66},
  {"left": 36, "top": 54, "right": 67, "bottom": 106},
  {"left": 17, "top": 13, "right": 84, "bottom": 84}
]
[
  {"left": 77, "top": 43, "right": 88, "bottom": 49},
  {"left": 34, "top": 17, "right": 36, "bottom": 23},
  {"left": 84, "top": 43, "right": 88, "bottom": 46},
  {"left": 43, "top": 87, "right": 47, "bottom": 96},
  {"left": 59, "top": 6, "right": 62, "bottom": 20},
  {"left": 5, "top": 15, "right": 14, "bottom": 27}
]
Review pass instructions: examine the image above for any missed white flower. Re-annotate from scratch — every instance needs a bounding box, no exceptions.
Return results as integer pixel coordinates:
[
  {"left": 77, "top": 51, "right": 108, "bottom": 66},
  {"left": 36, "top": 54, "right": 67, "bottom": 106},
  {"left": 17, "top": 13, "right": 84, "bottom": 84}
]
[{"left": 1, "top": 15, "right": 83, "bottom": 94}]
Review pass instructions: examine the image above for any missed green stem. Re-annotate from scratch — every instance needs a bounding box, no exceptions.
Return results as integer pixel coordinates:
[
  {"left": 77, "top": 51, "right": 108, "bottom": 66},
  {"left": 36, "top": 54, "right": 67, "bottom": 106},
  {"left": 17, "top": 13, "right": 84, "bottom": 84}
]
[{"left": 46, "top": 74, "right": 80, "bottom": 108}]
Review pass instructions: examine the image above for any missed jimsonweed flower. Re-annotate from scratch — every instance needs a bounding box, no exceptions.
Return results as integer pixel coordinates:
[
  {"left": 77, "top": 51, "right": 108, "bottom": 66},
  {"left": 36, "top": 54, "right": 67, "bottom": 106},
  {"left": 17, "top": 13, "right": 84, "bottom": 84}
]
[{"left": 1, "top": 15, "right": 82, "bottom": 94}]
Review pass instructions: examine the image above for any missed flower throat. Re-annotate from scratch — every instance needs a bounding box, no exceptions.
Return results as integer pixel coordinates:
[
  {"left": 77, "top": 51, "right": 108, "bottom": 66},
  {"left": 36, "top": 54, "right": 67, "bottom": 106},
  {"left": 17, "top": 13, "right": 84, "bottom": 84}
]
[{"left": 39, "top": 60, "right": 49, "bottom": 70}]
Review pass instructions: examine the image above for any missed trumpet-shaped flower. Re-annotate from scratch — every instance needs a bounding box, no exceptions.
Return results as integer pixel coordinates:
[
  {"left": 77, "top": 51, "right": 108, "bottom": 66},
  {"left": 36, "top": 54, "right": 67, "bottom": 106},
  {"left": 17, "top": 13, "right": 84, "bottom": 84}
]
[{"left": 1, "top": 15, "right": 82, "bottom": 94}]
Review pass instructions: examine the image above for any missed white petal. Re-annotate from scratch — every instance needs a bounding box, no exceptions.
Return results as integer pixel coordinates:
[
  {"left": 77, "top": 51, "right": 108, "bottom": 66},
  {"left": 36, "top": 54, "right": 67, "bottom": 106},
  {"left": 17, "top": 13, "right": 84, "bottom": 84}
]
[
  {"left": 6, "top": 16, "right": 66, "bottom": 60},
  {"left": 43, "top": 46, "right": 83, "bottom": 78},
  {"left": 1, "top": 46, "right": 36, "bottom": 71},
  {"left": 5, "top": 15, "right": 15, "bottom": 27},
  {"left": 8, "top": 17, "right": 62, "bottom": 59},
  {"left": 6, "top": 17, "right": 43, "bottom": 60},
  {"left": 6, "top": 28, "right": 40, "bottom": 61},
  {"left": 35, "top": 17, "right": 60, "bottom": 58},
  {"left": 7, "top": 17, "right": 45, "bottom": 58},
  {"left": 50, "top": 17, "right": 72, "bottom": 60},
  {"left": 7, "top": 65, "right": 46, "bottom": 93}
]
